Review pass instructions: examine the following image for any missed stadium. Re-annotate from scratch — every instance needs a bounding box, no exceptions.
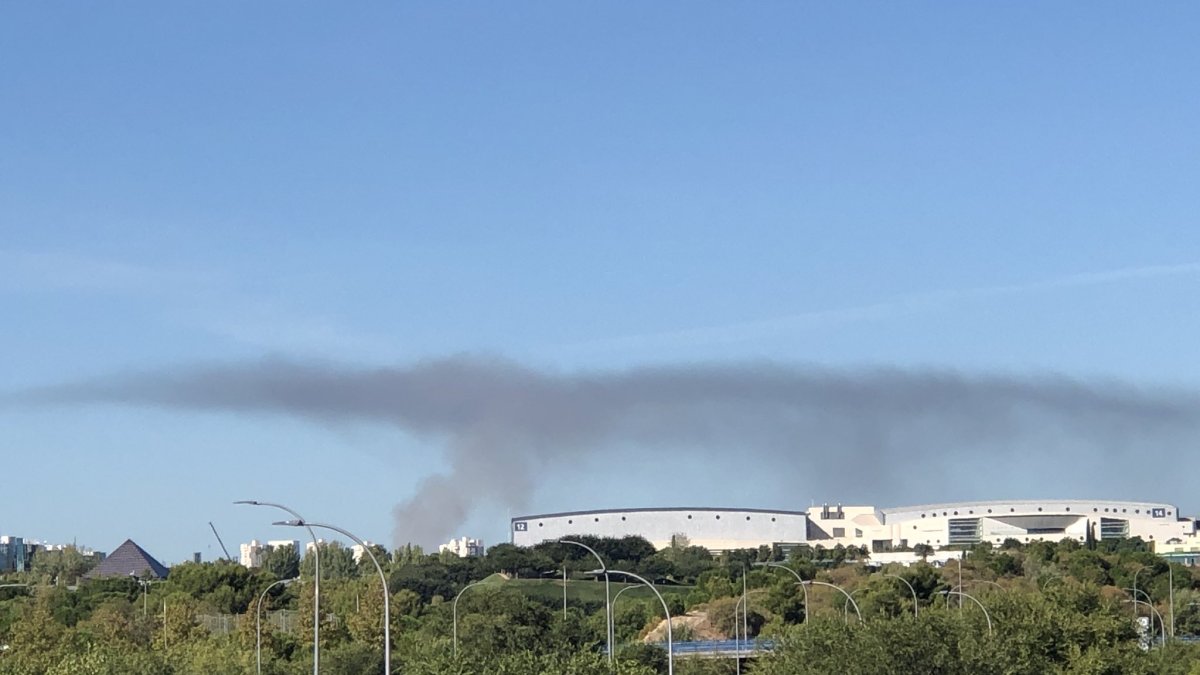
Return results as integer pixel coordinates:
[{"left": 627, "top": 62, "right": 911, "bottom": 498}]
[{"left": 511, "top": 500, "right": 1199, "bottom": 554}]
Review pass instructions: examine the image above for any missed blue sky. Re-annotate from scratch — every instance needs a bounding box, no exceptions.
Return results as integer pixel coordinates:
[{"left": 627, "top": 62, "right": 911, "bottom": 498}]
[{"left": 3, "top": 4, "right": 1199, "bottom": 563}]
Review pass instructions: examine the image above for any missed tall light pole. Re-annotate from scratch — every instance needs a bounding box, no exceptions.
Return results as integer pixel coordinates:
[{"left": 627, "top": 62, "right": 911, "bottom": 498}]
[
  {"left": 880, "top": 573, "right": 919, "bottom": 618},
  {"left": 1132, "top": 566, "right": 1148, "bottom": 623},
  {"left": 951, "top": 556, "right": 963, "bottom": 612},
  {"left": 803, "top": 580, "right": 863, "bottom": 624},
  {"left": 236, "top": 500, "right": 321, "bottom": 675},
  {"left": 589, "top": 569, "right": 673, "bottom": 675},
  {"left": 752, "top": 562, "right": 809, "bottom": 625},
  {"left": 941, "top": 590, "right": 992, "bottom": 637},
  {"left": 843, "top": 587, "right": 867, "bottom": 623},
  {"left": 256, "top": 578, "right": 299, "bottom": 675},
  {"left": 733, "top": 568, "right": 747, "bottom": 675},
  {"left": 275, "top": 520, "right": 390, "bottom": 675},
  {"left": 559, "top": 539, "right": 613, "bottom": 664},
  {"left": 453, "top": 580, "right": 489, "bottom": 657},
  {"left": 1125, "top": 588, "right": 1167, "bottom": 647},
  {"left": 1169, "top": 564, "right": 1175, "bottom": 639}
]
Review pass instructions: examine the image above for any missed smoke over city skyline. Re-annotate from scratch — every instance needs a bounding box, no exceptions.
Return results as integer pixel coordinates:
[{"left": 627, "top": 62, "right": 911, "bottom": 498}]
[{"left": 12, "top": 356, "right": 1200, "bottom": 546}]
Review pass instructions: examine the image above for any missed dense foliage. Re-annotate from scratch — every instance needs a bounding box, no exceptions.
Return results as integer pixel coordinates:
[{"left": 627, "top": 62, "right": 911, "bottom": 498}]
[{"left": 2, "top": 536, "right": 1199, "bottom": 674}]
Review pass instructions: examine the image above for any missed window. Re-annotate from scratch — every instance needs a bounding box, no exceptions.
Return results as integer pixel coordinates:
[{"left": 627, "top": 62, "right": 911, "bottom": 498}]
[
  {"left": 621, "top": 516, "right": 626, "bottom": 521},
  {"left": 715, "top": 515, "right": 721, "bottom": 520},
  {"left": 746, "top": 516, "right": 751, "bottom": 521},
  {"left": 538, "top": 523, "right": 543, "bottom": 527},
  {"left": 594, "top": 518, "right": 599, "bottom": 522},
  {"left": 833, "top": 528, "right": 846, "bottom": 538},
  {"left": 568, "top": 520, "right": 573, "bottom": 524}
]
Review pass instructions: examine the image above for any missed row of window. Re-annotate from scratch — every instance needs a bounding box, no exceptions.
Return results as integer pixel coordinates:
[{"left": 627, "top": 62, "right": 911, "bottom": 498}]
[
  {"left": 918, "top": 506, "right": 1168, "bottom": 518},
  {"left": 537, "top": 513, "right": 784, "bottom": 528}
]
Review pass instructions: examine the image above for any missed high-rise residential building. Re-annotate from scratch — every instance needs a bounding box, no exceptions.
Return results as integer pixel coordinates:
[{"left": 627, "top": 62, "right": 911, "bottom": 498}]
[{"left": 439, "top": 536, "right": 485, "bottom": 558}]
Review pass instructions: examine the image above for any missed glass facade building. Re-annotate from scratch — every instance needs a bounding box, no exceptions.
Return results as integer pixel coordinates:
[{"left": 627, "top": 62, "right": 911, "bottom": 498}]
[{"left": 0, "top": 536, "right": 28, "bottom": 573}]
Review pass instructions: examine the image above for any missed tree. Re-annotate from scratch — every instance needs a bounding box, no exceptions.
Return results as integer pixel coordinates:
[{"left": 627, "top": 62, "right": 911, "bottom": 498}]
[{"left": 262, "top": 544, "right": 300, "bottom": 580}]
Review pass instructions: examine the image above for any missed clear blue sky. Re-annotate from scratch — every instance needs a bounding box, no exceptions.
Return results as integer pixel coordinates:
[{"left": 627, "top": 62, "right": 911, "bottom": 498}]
[{"left": 3, "top": 4, "right": 1198, "bottom": 563}]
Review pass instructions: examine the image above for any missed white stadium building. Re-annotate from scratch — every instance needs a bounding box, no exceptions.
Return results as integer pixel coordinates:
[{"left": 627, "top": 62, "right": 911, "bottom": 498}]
[{"left": 511, "top": 500, "right": 1200, "bottom": 556}]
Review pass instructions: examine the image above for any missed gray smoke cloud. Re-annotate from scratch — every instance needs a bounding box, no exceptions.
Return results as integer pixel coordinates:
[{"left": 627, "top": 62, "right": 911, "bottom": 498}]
[{"left": 11, "top": 356, "right": 1200, "bottom": 546}]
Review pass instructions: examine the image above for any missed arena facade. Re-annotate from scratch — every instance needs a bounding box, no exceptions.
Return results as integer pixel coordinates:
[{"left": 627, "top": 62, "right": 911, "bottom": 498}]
[{"left": 511, "top": 500, "right": 1199, "bottom": 554}]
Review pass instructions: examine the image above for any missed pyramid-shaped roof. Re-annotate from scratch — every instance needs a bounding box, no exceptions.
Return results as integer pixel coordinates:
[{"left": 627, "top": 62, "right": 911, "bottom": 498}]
[{"left": 84, "top": 539, "right": 169, "bottom": 580}]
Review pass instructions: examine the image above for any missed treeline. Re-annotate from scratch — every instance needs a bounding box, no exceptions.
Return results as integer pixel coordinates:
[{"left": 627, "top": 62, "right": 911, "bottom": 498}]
[{"left": 1, "top": 535, "right": 1200, "bottom": 674}]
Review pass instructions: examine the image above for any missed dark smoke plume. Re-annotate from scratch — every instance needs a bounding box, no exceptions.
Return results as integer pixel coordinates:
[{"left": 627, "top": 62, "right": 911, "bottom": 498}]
[{"left": 12, "top": 357, "right": 1200, "bottom": 546}]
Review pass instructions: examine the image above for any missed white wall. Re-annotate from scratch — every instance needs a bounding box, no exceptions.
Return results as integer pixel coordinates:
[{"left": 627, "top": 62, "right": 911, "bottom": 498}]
[{"left": 511, "top": 508, "right": 808, "bottom": 551}]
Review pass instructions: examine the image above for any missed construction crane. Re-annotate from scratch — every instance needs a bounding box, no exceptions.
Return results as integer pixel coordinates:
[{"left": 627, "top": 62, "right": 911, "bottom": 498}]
[{"left": 209, "top": 521, "right": 234, "bottom": 562}]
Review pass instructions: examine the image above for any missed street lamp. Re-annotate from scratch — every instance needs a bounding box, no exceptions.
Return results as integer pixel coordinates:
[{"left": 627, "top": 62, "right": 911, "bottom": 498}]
[
  {"left": 452, "top": 581, "right": 489, "bottom": 657},
  {"left": 256, "top": 578, "right": 299, "bottom": 675},
  {"left": 803, "top": 580, "right": 863, "bottom": 624},
  {"left": 941, "top": 590, "right": 993, "bottom": 637},
  {"left": 559, "top": 539, "right": 613, "bottom": 664},
  {"left": 752, "top": 562, "right": 809, "bottom": 625},
  {"left": 275, "top": 520, "right": 390, "bottom": 675},
  {"left": 879, "top": 573, "right": 919, "bottom": 618},
  {"left": 128, "top": 575, "right": 162, "bottom": 617},
  {"left": 1125, "top": 588, "right": 1167, "bottom": 647},
  {"left": 237, "top": 500, "right": 321, "bottom": 675},
  {"left": 588, "top": 568, "right": 673, "bottom": 675},
  {"left": 843, "top": 587, "right": 867, "bottom": 623},
  {"left": 1132, "top": 566, "right": 1149, "bottom": 623}
]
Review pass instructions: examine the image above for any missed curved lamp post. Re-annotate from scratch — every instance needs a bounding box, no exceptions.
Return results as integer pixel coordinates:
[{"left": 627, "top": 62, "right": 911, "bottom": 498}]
[
  {"left": 256, "top": 577, "right": 299, "bottom": 675},
  {"left": 753, "top": 562, "right": 809, "bottom": 624},
  {"left": 559, "top": 539, "right": 613, "bottom": 664},
  {"left": 803, "top": 580, "right": 863, "bottom": 624},
  {"left": 1131, "top": 566, "right": 1150, "bottom": 624},
  {"left": 880, "top": 573, "right": 919, "bottom": 618},
  {"left": 611, "top": 582, "right": 645, "bottom": 607},
  {"left": 237, "top": 500, "right": 321, "bottom": 675},
  {"left": 1125, "top": 588, "right": 1167, "bottom": 647},
  {"left": 275, "top": 520, "right": 390, "bottom": 675},
  {"left": 941, "top": 590, "right": 993, "bottom": 637},
  {"left": 452, "top": 581, "right": 490, "bottom": 657},
  {"left": 843, "top": 587, "right": 867, "bottom": 623},
  {"left": 589, "top": 568, "right": 673, "bottom": 675}
]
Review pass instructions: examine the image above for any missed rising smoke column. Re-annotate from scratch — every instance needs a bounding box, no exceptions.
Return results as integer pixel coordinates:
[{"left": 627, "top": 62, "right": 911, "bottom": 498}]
[{"left": 13, "top": 356, "right": 1200, "bottom": 545}]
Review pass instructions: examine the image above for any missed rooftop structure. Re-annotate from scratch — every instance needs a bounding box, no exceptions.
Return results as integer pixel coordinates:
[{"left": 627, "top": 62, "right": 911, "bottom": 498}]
[{"left": 83, "top": 539, "right": 169, "bottom": 580}]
